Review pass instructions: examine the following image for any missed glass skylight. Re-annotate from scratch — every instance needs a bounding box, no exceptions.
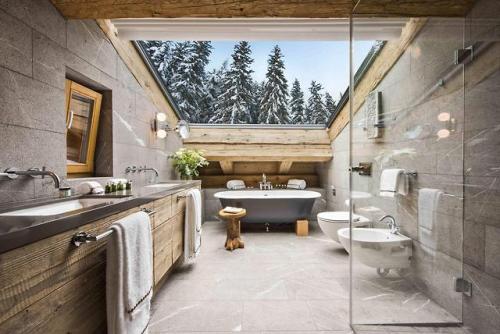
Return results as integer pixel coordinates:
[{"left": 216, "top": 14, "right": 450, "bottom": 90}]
[{"left": 137, "top": 40, "right": 377, "bottom": 125}]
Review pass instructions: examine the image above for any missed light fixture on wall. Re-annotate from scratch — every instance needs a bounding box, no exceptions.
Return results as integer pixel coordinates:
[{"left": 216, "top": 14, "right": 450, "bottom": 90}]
[
  {"left": 436, "top": 112, "right": 456, "bottom": 139},
  {"left": 152, "top": 113, "right": 190, "bottom": 140}
]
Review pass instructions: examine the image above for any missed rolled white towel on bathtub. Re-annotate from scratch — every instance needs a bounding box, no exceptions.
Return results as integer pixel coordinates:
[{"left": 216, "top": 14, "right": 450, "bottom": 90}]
[
  {"left": 287, "top": 179, "right": 306, "bottom": 190},
  {"left": 76, "top": 181, "right": 104, "bottom": 195},
  {"left": 227, "top": 180, "right": 246, "bottom": 190}
]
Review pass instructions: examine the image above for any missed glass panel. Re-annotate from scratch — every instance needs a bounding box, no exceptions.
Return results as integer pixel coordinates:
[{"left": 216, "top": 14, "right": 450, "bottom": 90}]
[
  {"left": 462, "top": 0, "right": 500, "bottom": 333},
  {"left": 349, "top": 13, "right": 465, "bottom": 326},
  {"left": 66, "top": 92, "right": 94, "bottom": 164}
]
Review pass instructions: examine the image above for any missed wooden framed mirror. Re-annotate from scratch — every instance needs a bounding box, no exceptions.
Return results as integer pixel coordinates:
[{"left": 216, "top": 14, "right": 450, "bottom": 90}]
[{"left": 65, "top": 80, "right": 102, "bottom": 176}]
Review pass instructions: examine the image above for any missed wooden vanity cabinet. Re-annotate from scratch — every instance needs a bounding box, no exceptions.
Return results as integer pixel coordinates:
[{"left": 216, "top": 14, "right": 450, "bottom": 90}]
[
  {"left": 152, "top": 195, "right": 174, "bottom": 286},
  {"left": 0, "top": 187, "right": 196, "bottom": 334}
]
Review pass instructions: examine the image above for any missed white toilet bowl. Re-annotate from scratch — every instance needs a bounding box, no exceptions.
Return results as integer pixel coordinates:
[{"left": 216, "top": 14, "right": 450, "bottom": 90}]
[{"left": 317, "top": 211, "right": 370, "bottom": 242}]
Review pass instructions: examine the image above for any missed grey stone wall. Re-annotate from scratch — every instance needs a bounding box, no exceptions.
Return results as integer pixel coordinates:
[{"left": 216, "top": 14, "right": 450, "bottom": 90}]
[
  {"left": 319, "top": 8, "right": 500, "bottom": 331},
  {"left": 0, "top": 0, "right": 182, "bottom": 204}
]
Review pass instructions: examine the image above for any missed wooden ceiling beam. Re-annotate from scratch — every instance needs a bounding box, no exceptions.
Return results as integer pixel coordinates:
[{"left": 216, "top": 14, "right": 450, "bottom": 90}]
[
  {"left": 219, "top": 161, "right": 234, "bottom": 174},
  {"left": 278, "top": 161, "right": 293, "bottom": 174},
  {"left": 185, "top": 127, "right": 330, "bottom": 145},
  {"left": 50, "top": 0, "right": 474, "bottom": 19},
  {"left": 184, "top": 143, "right": 333, "bottom": 162}
]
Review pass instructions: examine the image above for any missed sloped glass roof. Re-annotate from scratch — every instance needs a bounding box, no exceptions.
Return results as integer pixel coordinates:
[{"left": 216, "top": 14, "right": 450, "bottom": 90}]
[{"left": 136, "top": 40, "right": 377, "bottom": 126}]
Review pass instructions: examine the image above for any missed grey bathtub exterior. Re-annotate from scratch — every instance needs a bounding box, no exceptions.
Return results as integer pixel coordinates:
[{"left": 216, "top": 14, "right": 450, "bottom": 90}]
[{"left": 215, "top": 190, "right": 322, "bottom": 224}]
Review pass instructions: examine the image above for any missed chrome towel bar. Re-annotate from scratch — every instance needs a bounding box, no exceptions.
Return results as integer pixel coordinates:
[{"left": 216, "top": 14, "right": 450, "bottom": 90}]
[{"left": 71, "top": 208, "right": 155, "bottom": 247}]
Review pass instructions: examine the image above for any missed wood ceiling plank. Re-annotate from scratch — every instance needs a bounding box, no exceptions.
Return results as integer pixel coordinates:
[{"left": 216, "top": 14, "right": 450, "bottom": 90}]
[
  {"left": 185, "top": 143, "right": 333, "bottom": 162},
  {"left": 185, "top": 127, "right": 331, "bottom": 145},
  {"left": 50, "top": 0, "right": 473, "bottom": 19}
]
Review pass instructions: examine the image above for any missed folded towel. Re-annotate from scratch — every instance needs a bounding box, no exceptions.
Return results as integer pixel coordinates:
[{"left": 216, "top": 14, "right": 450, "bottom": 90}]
[
  {"left": 107, "top": 211, "right": 153, "bottom": 334},
  {"left": 223, "top": 206, "right": 244, "bottom": 214},
  {"left": 227, "top": 180, "right": 246, "bottom": 190},
  {"left": 76, "top": 181, "right": 104, "bottom": 195},
  {"left": 418, "top": 188, "right": 442, "bottom": 230},
  {"left": 379, "top": 169, "right": 408, "bottom": 197},
  {"left": 287, "top": 179, "right": 306, "bottom": 190},
  {"left": 184, "top": 189, "right": 202, "bottom": 262},
  {"left": 417, "top": 188, "right": 442, "bottom": 250}
]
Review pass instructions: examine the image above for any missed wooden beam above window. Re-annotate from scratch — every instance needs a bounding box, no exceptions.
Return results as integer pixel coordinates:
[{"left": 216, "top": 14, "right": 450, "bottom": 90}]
[
  {"left": 184, "top": 143, "right": 333, "bottom": 162},
  {"left": 50, "top": 0, "right": 473, "bottom": 19}
]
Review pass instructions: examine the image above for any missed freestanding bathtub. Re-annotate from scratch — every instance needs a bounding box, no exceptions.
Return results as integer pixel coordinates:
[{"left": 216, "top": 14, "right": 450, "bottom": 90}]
[{"left": 214, "top": 190, "right": 321, "bottom": 223}]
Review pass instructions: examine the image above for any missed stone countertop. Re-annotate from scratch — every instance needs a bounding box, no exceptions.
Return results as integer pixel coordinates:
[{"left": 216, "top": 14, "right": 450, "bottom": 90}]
[{"left": 0, "top": 180, "right": 201, "bottom": 254}]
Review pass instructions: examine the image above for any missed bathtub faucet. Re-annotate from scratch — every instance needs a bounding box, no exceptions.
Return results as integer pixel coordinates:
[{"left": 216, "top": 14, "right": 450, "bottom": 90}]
[{"left": 379, "top": 215, "right": 399, "bottom": 234}]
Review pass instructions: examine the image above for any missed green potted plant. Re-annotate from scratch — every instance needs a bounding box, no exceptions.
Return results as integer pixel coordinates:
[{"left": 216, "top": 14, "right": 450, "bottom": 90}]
[{"left": 169, "top": 148, "right": 209, "bottom": 180}]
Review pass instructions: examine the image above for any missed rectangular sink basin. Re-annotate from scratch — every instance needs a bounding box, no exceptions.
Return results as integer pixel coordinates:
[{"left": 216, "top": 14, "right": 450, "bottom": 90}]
[
  {"left": 0, "top": 198, "right": 114, "bottom": 217},
  {"left": 145, "top": 183, "right": 179, "bottom": 189}
]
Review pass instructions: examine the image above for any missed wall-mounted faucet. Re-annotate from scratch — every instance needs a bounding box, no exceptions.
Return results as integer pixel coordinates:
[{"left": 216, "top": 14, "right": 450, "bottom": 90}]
[
  {"left": 4, "top": 167, "right": 61, "bottom": 189},
  {"left": 137, "top": 166, "right": 159, "bottom": 177},
  {"left": 379, "top": 215, "right": 400, "bottom": 234},
  {"left": 125, "top": 165, "right": 159, "bottom": 184}
]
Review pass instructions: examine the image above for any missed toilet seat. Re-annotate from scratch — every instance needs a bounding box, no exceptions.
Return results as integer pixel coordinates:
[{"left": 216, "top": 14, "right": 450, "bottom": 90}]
[{"left": 317, "top": 211, "right": 360, "bottom": 223}]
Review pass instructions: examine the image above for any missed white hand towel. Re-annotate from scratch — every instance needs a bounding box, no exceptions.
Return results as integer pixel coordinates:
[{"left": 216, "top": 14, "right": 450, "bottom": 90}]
[
  {"left": 226, "top": 180, "right": 246, "bottom": 190},
  {"left": 184, "top": 189, "right": 202, "bottom": 262},
  {"left": 107, "top": 211, "right": 153, "bottom": 334},
  {"left": 379, "top": 169, "right": 408, "bottom": 197},
  {"left": 76, "top": 181, "right": 104, "bottom": 195},
  {"left": 418, "top": 188, "right": 442, "bottom": 230},
  {"left": 287, "top": 179, "right": 306, "bottom": 190},
  {"left": 418, "top": 188, "right": 442, "bottom": 250}
]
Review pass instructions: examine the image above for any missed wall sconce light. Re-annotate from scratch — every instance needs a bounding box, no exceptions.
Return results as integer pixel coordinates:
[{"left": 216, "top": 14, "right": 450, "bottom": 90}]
[
  {"left": 436, "top": 112, "right": 456, "bottom": 139},
  {"left": 152, "top": 113, "right": 190, "bottom": 140}
]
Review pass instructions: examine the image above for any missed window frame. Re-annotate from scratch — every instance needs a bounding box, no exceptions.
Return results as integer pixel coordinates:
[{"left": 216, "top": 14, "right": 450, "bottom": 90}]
[{"left": 65, "top": 79, "right": 102, "bottom": 176}]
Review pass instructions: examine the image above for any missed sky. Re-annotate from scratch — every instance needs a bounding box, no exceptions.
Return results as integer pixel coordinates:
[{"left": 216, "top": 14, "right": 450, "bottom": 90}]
[{"left": 206, "top": 41, "right": 376, "bottom": 100}]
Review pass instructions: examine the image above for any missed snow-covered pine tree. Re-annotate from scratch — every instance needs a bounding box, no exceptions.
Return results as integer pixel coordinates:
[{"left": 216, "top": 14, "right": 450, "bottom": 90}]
[
  {"left": 169, "top": 41, "right": 212, "bottom": 122},
  {"left": 205, "top": 61, "right": 228, "bottom": 122},
  {"left": 324, "top": 92, "right": 336, "bottom": 119},
  {"left": 306, "top": 81, "right": 327, "bottom": 124},
  {"left": 249, "top": 80, "right": 264, "bottom": 123},
  {"left": 210, "top": 41, "right": 255, "bottom": 124},
  {"left": 140, "top": 40, "right": 174, "bottom": 84},
  {"left": 289, "top": 79, "right": 305, "bottom": 124},
  {"left": 258, "top": 45, "right": 289, "bottom": 124}
]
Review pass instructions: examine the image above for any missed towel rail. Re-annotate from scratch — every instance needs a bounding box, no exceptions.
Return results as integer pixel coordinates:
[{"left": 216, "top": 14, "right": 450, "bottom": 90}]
[
  {"left": 176, "top": 194, "right": 190, "bottom": 202},
  {"left": 71, "top": 208, "right": 156, "bottom": 247}
]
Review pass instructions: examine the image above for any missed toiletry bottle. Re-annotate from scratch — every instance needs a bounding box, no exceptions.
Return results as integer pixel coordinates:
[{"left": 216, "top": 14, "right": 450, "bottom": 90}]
[
  {"left": 105, "top": 183, "right": 111, "bottom": 194},
  {"left": 111, "top": 182, "right": 117, "bottom": 193},
  {"left": 126, "top": 180, "right": 132, "bottom": 191}
]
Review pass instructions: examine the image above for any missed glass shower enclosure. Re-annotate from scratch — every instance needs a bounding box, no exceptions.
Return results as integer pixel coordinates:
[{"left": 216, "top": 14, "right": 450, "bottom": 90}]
[{"left": 348, "top": 5, "right": 466, "bottom": 329}]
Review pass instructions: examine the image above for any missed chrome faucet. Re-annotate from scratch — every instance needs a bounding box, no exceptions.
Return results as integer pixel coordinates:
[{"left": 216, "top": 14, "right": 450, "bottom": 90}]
[
  {"left": 5, "top": 167, "right": 61, "bottom": 189},
  {"left": 379, "top": 215, "right": 399, "bottom": 234},
  {"left": 138, "top": 166, "right": 159, "bottom": 177}
]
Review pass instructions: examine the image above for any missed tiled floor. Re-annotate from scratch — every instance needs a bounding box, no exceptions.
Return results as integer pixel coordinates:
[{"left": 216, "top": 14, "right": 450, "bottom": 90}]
[{"left": 150, "top": 221, "right": 468, "bottom": 334}]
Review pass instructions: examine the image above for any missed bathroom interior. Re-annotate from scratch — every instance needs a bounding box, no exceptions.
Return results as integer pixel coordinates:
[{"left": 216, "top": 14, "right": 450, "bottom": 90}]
[{"left": 0, "top": 0, "right": 499, "bottom": 333}]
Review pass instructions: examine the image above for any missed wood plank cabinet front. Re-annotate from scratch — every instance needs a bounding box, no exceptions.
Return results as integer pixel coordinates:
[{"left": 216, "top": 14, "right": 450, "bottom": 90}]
[{"left": 0, "top": 187, "right": 195, "bottom": 333}]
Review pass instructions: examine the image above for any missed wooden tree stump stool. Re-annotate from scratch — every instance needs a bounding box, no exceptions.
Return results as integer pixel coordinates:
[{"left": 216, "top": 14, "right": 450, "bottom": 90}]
[{"left": 218, "top": 209, "right": 246, "bottom": 251}]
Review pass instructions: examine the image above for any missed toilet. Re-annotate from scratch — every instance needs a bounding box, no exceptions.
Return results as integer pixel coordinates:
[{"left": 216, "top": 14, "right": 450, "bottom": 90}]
[{"left": 317, "top": 211, "right": 370, "bottom": 242}]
